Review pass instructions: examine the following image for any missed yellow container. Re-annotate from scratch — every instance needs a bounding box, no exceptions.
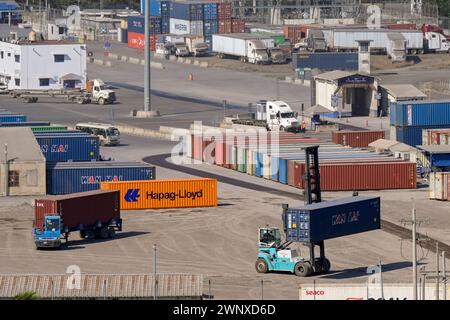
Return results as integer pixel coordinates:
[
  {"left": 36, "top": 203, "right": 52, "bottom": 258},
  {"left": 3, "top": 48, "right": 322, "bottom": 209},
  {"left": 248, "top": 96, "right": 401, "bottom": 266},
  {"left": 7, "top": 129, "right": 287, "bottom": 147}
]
[{"left": 100, "top": 178, "right": 218, "bottom": 210}]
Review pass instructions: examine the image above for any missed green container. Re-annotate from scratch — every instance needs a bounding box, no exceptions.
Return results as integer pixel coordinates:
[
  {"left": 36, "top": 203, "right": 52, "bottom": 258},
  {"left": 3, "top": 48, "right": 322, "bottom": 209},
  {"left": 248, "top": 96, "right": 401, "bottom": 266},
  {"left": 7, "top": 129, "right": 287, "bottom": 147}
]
[
  {"left": 250, "top": 32, "right": 285, "bottom": 46},
  {"left": 31, "top": 125, "right": 68, "bottom": 132}
]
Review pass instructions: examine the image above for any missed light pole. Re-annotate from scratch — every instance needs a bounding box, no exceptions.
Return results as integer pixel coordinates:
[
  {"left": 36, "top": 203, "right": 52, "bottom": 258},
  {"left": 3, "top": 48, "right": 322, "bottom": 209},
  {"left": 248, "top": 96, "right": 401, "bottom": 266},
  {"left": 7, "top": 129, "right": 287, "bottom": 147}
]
[
  {"left": 153, "top": 244, "right": 157, "bottom": 300},
  {"left": 144, "top": 0, "right": 151, "bottom": 113}
]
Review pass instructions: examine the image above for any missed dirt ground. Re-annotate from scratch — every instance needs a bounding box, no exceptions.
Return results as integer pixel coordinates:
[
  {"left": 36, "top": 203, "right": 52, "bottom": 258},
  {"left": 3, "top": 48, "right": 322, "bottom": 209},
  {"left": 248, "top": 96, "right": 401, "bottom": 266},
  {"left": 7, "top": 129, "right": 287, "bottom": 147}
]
[{"left": 371, "top": 53, "right": 450, "bottom": 71}]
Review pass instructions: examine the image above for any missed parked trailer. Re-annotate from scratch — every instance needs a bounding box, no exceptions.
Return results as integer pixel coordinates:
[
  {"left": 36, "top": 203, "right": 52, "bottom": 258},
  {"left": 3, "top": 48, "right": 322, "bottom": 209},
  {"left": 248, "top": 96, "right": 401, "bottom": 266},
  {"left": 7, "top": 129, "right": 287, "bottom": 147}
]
[
  {"left": 32, "top": 190, "right": 122, "bottom": 249},
  {"left": 212, "top": 34, "right": 274, "bottom": 64},
  {"left": 322, "top": 28, "right": 423, "bottom": 54},
  {"left": 0, "top": 121, "right": 50, "bottom": 127}
]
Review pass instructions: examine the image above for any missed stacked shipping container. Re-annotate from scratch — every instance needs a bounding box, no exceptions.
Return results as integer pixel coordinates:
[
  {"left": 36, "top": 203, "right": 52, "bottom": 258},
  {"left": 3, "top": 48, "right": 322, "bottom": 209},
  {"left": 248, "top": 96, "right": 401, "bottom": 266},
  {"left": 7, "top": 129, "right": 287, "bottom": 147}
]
[
  {"left": 332, "top": 130, "right": 385, "bottom": 148},
  {"left": 422, "top": 129, "right": 450, "bottom": 146},
  {"left": 390, "top": 100, "right": 450, "bottom": 146}
]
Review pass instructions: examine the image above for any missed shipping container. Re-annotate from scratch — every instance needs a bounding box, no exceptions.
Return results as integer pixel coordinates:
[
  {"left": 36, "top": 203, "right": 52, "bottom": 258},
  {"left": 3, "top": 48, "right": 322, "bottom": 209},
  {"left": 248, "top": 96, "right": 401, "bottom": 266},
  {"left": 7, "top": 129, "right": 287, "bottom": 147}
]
[
  {"left": 128, "top": 32, "right": 157, "bottom": 50},
  {"left": 284, "top": 196, "right": 381, "bottom": 242},
  {"left": 170, "top": 2, "right": 203, "bottom": 21},
  {"left": 46, "top": 162, "right": 156, "bottom": 195},
  {"left": 0, "top": 121, "right": 50, "bottom": 127},
  {"left": 422, "top": 129, "right": 450, "bottom": 145},
  {"left": 203, "top": 20, "right": 218, "bottom": 36},
  {"left": 212, "top": 34, "right": 275, "bottom": 57},
  {"left": 429, "top": 172, "right": 450, "bottom": 201},
  {"left": 160, "top": 1, "right": 170, "bottom": 17},
  {"left": 161, "top": 18, "right": 170, "bottom": 34},
  {"left": 291, "top": 161, "right": 416, "bottom": 190},
  {"left": 218, "top": 19, "right": 232, "bottom": 34},
  {"left": 100, "top": 178, "right": 217, "bottom": 210},
  {"left": 386, "top": 23, "right": 416, "bottom": 30},
  {"left": 231, "top": 18, "right": 245, "bottom": 33},
  {"left": 283, "top": 25, "right": 307, "bottom": 43},
  {"left": 31, "top": 125, "right": 68, "bottom": 132},
  {"left": 395, "top": 125, "right": 450, "bottom": 146},
  {"left": 0, "top": 114, "right": 27, "bottom": 123},
  {"left": 140, "top": 0, "right": 161, "bottom": 16},
  {"left": 170, "top": 18, "right": 203, "bottom": 35},
  {"left": 34, "top": 190, "right": 120, "bottom": 231},
  {"left": 203, "top": 3, "right": 217, "bottom": 21},
  {"left": 34, "top": 134, "right": 99, "bottom": 162},
  {"left": 292, "top": 52, "right": 358, "bottom": 71},
  {"left": 217, "top": 2, "right": 231, "bottom": 20},
  {"left": 127, "top": 15, "right": 161, "bottom": 34},
  {"left": 390, "top": 100, "right": 450, "bottom": 127},
  {"left": 332, "top": 130, "right": 385, "bottom": 148}
]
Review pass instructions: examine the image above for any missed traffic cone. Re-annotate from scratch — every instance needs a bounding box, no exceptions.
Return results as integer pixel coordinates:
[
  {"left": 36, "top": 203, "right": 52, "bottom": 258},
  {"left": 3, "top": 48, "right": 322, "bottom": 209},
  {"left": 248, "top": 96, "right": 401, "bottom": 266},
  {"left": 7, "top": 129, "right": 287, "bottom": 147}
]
[{"left": 188, "top": 73, "right": 193, "bottom": 81}]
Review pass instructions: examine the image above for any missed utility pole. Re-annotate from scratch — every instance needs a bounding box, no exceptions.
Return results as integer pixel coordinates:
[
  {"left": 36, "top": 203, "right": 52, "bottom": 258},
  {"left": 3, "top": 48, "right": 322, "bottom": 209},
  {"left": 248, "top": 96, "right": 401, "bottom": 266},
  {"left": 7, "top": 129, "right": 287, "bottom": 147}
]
[
  {"left": 436, "top": 242, "right": 440, "bottom": 300},
  {"left": 412, "top": 208, "right": 417, "bottom": 300},
  {"left": 443, "top": 251, "right": 447, "bottom": 301},
  {"left": 144, "top": 0, "right": 151, "bottom": 112},
  {"left": 153, "top": 244, "right": 157, "bottom": 300},
  {"left": 3, "top": 144, "right": 8, "bottom": 197},
  {"left": 379, "top": 258, "right": 384, "bottom": 300}
]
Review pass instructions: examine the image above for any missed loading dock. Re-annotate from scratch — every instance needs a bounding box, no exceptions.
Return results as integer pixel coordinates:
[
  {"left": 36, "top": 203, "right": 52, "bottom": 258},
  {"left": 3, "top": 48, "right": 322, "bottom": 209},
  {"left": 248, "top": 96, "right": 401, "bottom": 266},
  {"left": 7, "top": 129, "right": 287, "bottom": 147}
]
[{"left": 311, "top": 71, "right": 379, "bottom": 117}]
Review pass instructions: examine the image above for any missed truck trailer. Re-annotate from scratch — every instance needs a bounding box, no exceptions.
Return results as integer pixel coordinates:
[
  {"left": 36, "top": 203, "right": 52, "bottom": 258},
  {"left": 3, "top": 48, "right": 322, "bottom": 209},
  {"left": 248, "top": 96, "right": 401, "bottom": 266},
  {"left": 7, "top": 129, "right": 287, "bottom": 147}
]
[
  {"left": 32, "top": 190, "right": 122, "bottom": 249},
  {"left": 212, "top": 34, "right": 274, "bottom": 64}
]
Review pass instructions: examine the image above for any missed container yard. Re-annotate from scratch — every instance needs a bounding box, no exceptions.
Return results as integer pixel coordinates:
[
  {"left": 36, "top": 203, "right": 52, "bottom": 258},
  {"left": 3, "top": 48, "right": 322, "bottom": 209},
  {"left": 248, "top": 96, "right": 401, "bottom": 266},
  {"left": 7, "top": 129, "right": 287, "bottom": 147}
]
[{"left": 1, "top": 0, "right": 450, "bottom": 305}]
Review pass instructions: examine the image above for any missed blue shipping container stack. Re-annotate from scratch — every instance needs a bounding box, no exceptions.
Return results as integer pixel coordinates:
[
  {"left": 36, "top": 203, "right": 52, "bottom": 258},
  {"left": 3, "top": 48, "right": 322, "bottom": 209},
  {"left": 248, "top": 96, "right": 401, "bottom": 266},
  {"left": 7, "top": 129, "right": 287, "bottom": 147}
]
[
  {"left": 170, "top": 2, "right": 204, "bottom": 21},
  {"left": 390, "top": 100, "right": 450, "bottom": 146},
  {"left": 160, "top": 1, "right": 170, "bottom": 34},
  {"left": 34, "top": 133, "right": 100, "bottom": 162},
  {"left": 46, "top": 162, "right": 156, "bottom": 195},
  {"left": 141, "top": 0, "right": 161, "bottom": 16},
  {"left": 128, "top": 15, "right": 162, "bottom": 35},
  {"left": 0, "top": 114, "right": 27, "bottom": 123}
]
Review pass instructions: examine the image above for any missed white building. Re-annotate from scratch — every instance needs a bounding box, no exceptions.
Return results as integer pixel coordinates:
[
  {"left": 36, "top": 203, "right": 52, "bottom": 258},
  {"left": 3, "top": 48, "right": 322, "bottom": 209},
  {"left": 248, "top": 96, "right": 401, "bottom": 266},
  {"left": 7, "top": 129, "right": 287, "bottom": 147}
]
[{"left": 0, "top": 39, "right": 86, "bottom": 90}]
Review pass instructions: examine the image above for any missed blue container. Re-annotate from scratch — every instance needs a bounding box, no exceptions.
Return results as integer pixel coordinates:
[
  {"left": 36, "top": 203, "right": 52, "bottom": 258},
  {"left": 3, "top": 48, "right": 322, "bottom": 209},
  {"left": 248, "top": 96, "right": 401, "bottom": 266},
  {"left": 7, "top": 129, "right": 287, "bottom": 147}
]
[
  {"left": 47, "top": 162, "right": 156, "bottom": 195},
  {"left": 128, "top": 16, "right": 145, "bottom": 33},
  {"left": 161, "top": 17, "right": 170, "bottom": 34},
  {"left": 428, "top": 153, "right": 450, "bottom": 168},
  {"left": 170, "top": 2, "right": 203, "bottom": 21},
  {"left": 204, "top": 35, "right": 213, "bottom": 52},
  {"left": 390, "top": 100, "right": 450, "bottom": 127},
  {"left": 271, "top": 156, "right": 279, "bottom": 182},
  {"left": 33, "top": 130, "right": 84, "bottom": 136},
  {"left": 141, "top": 0, "right": 161, "bottom": 16},
  {"left": 292, "top": 52, "right": 359, "bottom": 71},
  {"left": 0, "top": 121, "right": 49, "bottom": 127},
  {"left": 278, "top": 158, "right": 288, "bottom": 184},
  {"left": 0, "top": 114, "right": 27, "bottom": 123},
  {"left": 203, "top": 20, "right": 218, "bottom": 36},
  {"left": 0, "top": 2, "right": 17, "bottom": 10},
  {"left": 255, "top": 152, "right": 263, "bottom": 177},
  {"left": 203, "top": 3, "right": 217, "bottom": 20},
  {"left": 160, "top": 1, "right": 170, "bottom": 17},
  {"left": 284, "top": 196, "right": 381, "bottom": 243},
  {"left": 35, "top": 134, "right": 99, "bottom": 162},
  {"left": 395, "top": 125, "right": 450, "bottom": 146}
]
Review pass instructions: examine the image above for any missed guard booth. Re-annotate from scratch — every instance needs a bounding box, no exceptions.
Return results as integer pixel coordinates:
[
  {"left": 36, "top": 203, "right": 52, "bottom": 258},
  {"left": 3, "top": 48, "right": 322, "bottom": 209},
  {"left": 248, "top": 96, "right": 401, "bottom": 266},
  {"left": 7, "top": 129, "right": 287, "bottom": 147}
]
[{"left": 311, "top": 70, "right": 379, "bottom": 117}]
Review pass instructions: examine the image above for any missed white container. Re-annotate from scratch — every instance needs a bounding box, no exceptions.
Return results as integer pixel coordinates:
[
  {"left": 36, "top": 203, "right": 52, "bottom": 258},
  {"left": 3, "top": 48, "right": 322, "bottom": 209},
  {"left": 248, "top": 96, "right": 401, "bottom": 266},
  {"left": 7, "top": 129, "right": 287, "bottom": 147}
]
[
  {"left": 169, "top": 18, "right": 203, "bottom": 36},
  {"left": 284, "top": 19, "right": 316, "bottom": 25},
  {"left": 165, "top": 34, "right": 186, "bottom": 44},
  {"left": 212, "top": 34, "right": 274, "bottom": 57},
  {"left": 430, "top": 172, "right": 450, "bottom": 201}
]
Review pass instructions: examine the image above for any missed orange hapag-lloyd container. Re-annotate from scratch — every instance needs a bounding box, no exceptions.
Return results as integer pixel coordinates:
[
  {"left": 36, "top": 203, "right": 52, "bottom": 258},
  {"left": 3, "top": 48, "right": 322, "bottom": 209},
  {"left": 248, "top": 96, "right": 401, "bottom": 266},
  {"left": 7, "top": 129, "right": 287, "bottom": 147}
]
[{"left": 100, "top": 178, "right": 218, "bottom": 210}]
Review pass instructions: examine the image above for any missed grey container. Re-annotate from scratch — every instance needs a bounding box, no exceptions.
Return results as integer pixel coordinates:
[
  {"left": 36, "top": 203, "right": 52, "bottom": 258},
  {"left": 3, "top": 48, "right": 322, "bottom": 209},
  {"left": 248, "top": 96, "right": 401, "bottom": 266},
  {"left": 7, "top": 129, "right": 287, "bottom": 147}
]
[{"left": 283, "top": 196, "right": 381, "bottom": 243}]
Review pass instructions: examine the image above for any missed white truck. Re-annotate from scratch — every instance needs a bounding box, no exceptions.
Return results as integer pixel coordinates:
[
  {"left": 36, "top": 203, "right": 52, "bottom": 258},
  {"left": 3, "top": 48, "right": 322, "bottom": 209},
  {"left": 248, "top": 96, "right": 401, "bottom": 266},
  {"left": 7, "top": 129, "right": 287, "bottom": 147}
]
[
  {"left": 212, "top": 34, "right": 273, "bottom": 64},
  {"left": 10, "top": 79, "right": 116, "bottom": 105},
  {"left": 173, "top": 42, "right": 190, "bottom": 57},
  {"left": 424, "top": 32, "right": 450, "bottom": 53},
  {"left": 185, "top": 35, "right": 209, "bottom": 57},
  {"left": 232, "top": 100, "right": 303, "bottom": 132}
]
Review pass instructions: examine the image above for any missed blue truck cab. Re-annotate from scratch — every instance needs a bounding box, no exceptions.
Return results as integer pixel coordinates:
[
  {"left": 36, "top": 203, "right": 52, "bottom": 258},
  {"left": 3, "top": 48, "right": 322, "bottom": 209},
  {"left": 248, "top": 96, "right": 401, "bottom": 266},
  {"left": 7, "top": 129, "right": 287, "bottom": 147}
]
[{"left": 32, "top": 215, "right": 62, "bottom": 249}]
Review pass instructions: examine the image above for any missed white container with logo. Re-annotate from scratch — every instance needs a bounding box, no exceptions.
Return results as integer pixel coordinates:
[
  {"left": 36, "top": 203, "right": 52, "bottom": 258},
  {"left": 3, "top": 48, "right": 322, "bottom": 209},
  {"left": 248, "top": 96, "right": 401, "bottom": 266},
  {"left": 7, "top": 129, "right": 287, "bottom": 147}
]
[{"left": 170, "top": 18, "right": 203, "bottom": 36}]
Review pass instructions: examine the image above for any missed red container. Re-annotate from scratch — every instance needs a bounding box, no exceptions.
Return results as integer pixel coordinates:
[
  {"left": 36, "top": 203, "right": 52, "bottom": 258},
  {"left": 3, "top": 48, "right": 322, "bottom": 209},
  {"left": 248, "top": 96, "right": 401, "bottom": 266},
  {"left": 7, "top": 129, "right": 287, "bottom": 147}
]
[
  {"left": 283, "top": 26, "right": 307, "bottom": 43},
  {"left": 128, "top": 32, "right": 157, "bottom": 51},
  {"left": 34, "top": 190, "right": 120, "bottom": 231},
  {"left": 292, "top": 161, "right": 416, "bottom": 191},
  {"left": 218, "top": 3, "right": 232, "bottom": 20},
  {"left": 231, "top": 18, "right": 245, "bottom": 33},
  {"left": 387, "top": 23, "right": 416, "bottom": 30},
  {"left": 332, "top": 130, "right": 385, "bottom": 148},
  {"left": 218, "top": 19, "right": 232, "bottom": 34}
]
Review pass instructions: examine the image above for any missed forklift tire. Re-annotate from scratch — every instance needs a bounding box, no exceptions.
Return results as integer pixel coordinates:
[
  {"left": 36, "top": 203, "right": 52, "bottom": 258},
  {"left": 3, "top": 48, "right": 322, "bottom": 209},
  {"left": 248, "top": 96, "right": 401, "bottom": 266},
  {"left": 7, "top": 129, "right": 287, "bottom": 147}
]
[
  {"left": 255, "top": 259, "right": 268, "bottom": 274},
  {"left": 322, "top": 258, "right": 331, "bottom": 273},
  {"left": 294, "top": 262, "right": 312, "bottom": 277}
]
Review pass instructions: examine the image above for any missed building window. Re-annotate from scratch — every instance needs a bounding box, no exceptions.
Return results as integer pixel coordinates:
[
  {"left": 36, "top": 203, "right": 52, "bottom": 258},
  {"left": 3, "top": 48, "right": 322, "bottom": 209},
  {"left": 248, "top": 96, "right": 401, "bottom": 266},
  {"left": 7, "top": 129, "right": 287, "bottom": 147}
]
[
  {"left": 54, "top": 54, "right": 65, "bottom": 62},
  {"left": 7, "top": 52, "right": 11, "bottom": 57},
  {"left": 8, "top": 171, "right": 19, "bottom": 187},
  {"left": 14, "top": 55, "right": 20, "bottom": 63},
  {"left": 15, "top": 78, "right": 20, "bottom": 86},
  {"left": 0, "top": 51, "right": 3, "bottom": 59},
  {"left": 39, "top": 78, "right": 50, "bottom": 86}
]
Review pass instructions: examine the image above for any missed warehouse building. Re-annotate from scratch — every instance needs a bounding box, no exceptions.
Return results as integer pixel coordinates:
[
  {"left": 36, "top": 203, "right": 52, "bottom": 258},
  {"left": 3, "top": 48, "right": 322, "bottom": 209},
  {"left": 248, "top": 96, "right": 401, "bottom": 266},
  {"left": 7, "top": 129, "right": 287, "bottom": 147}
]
[
  {"left": 0, "top": 127, "right": 46, "bottom": 196},
  {"left": 0, "top": 38, "right": 87, "bottom": 90},
  {"left": 311, "top": 70, "right": 379, "bottom": 117},
  {"left": 378, "top": 84, "right": 427, "bottom": 116}
]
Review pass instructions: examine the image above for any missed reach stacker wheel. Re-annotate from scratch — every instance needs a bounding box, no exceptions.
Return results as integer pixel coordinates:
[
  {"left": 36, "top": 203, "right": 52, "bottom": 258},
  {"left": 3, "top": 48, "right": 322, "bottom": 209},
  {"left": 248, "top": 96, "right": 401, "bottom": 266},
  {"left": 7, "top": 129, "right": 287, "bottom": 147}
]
[
  {"left": 294, "top": 262, "right": 312, "bottom": 277},
  {"left": 255, "top": 259, "right": 268, "bottom": 274}
]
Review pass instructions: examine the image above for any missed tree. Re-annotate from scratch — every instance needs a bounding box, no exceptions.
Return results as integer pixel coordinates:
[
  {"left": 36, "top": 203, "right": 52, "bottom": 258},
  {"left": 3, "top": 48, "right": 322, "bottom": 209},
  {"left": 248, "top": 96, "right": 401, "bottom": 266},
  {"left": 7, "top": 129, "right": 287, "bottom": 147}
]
[{"left": 14, "top": 291, "right": 40, "bottom": 300}]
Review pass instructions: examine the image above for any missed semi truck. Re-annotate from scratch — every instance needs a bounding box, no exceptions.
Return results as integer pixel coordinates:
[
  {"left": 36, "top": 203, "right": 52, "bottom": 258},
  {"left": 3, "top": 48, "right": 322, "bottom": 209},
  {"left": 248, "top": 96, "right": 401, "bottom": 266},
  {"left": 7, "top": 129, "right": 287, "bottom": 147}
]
[
  {"left": 10, "top": 79, "right": 116, "bottom": 105},
  {"left": 424, "top": 32, "right": 450, "bottom": 53},
  {"left": 212, "top": 34, "right": 274, "bottom": 64},
  {"left": 32, "top": 190, "right": 122, "bottom": 249},
  {"left": 185, "top": 35, "right": 209, "bottom": 57},
  {"left": 232, "top": 100, "right": 303, "bottom": 132}
]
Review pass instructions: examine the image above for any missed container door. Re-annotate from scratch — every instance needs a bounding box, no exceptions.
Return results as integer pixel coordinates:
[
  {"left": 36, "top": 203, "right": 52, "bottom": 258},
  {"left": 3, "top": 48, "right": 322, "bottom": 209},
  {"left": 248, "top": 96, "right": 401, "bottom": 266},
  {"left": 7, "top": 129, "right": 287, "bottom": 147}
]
[
  {"left": 429, "top": 172, "right": 436, "bottom": 199},
  {"left": 271, "top": 156, "right": 279, "bottom": 182},
  {"left": 263, "top": 154, "right": 271, "bottom": 179},
  {"left": 436, "top": 173, "right": 444, "bottom": 200},
  {"left": 279, "top": 158, "right": 287, "bottom": 184}
]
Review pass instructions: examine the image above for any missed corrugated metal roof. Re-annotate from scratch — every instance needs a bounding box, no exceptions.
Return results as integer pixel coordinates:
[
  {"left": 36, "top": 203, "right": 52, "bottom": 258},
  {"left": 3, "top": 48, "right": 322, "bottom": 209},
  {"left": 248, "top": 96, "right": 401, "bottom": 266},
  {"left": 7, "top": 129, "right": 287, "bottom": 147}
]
[
  {"left": 368, "top": 139, "right": 399, "bottom": 150},
  {"left": 0, "top": 127, "right": 45, "bottom": 162},
  {"left": 304, "top": 104, "right": 334, "bottom": 115},
  {"left": 0, "top": 274, "right": 203, "bottom": 299},
  {"left": 416, "top": 145, "right": 450, "bottom": 154},
  {"left": 380, "top": 84, "right": 427, "bottom": 100}
]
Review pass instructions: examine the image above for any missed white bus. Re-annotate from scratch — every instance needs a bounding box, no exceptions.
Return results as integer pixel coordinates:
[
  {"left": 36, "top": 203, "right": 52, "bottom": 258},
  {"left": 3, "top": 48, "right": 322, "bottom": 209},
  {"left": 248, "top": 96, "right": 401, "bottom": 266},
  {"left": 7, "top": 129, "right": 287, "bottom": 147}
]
[{"left": 75, "top": 122, "right": 120, "bottom": 146}]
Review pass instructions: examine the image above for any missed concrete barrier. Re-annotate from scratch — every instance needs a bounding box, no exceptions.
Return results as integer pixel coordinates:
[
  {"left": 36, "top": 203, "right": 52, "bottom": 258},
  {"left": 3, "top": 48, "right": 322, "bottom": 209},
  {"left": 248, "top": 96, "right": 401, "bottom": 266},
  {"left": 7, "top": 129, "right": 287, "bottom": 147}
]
[
  {"left": 169, "top": 55, "right": 177, "bottom": 62},
  {"left": 105, "top": 61, "right": 112, "bottom": 67},
  {"left": 120, "top": 56, "right": 128, "bottom": 62},
  {"left": 184, "top": 59, "right": 192, "bottom": 64},
  {"left": 93, "top": 59, "right": 104, "bottom": 65},
  {"left": 151, "top": 61, "right": 164, "bottom": 69},
  {"left": 199, "top": 62, "right": 208, "bottom": 68},
  {"left": 109, "top": 53, "right": 119, "bottom": 59},
  {"left": 129, "top": 57, "right": 140, "bottom": 64}
]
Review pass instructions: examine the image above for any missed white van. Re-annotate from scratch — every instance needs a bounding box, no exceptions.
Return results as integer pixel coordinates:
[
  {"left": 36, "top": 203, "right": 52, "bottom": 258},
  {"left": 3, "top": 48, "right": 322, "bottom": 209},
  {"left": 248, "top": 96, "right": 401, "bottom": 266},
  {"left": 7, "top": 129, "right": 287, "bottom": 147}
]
[{"left": 75, "top": 122, "right": 120, "bottom": 146}]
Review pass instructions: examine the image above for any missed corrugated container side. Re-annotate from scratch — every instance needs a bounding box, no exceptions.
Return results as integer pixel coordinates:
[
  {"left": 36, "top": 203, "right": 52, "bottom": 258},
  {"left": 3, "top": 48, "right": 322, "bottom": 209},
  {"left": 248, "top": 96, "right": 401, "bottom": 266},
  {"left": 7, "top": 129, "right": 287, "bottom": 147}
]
[
  {"left": 0, "top": 121, "right": 49, "bottom": 127},
  {"left": 0, "top": 114, "right": 27, "bottom": 122},
  {"left": 332, "top": 130, "right": 385, "bottom": 147},
  {"left": 35, "top": 135, "right": 99, "bottom": 162},
  {"left": 218, "top": 19, "right": 232, "bottom": 34},
  {"left": 100, "top": 179, "right": 217, "bottom": 209},
  {"left": 128, "top": 32, "right": 157, "bottom": 50},
  {"left": 292, "top": 52, "right": 359, "bottom": 71},
  {"left": 46, "top": 162, "right": 156, "bottom": 195},
  {"left": 391, "top": 101, "right": 450, "bottom": 127},
  {"left": 395, "top": 125, "right": 450, "bottom": 146},
  {"left": 34, "top": 190, "right": 120, "bottom": 231}
]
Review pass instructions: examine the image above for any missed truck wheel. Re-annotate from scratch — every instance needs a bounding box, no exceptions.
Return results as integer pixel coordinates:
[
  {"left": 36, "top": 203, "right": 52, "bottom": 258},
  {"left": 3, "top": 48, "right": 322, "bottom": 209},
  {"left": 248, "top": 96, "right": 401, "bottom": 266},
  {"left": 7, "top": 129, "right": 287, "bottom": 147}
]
[
  {"left": 98, "top": 98, "right": 105, "bottom": 105},
  {"left": 108, "top": 228, "right": 116, "bottom": 238},
  {"left": 79, "top": 230, "right": 86, "bottom": 239},
  {"left": 100, "top": 227, "right": 109, "bottom": 239},
  {"left": 32, "top": 97, "right": 38, "bottom": 103},
  {"left": 294, "top": 262, "right": 312, "bottom": 277},
  {"left": 255, "top": 259, "right": 268, "bottom": 273},
  {"left": 322, "top": 258, "right": 331, "bottom": 273},
  {"left": 279, "top": 126, "right": 286, "bottom": 132}
]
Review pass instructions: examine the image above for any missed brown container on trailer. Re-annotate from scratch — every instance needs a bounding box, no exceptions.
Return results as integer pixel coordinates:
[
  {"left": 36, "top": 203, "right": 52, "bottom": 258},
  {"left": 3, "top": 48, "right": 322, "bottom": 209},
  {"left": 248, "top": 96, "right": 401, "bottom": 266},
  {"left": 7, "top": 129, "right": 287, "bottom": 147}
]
[
  {"left": 293, "top": 161, "right": 416, "bottom": 191},
  {"left": 386, "top": 23, "right": 416, "bottom": 30},
  {"left": 332, "top": 130, "right": 385, "bottom": 148},
  {"left": 34, "top": 190, "right": 120, "bottom": 231}
]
